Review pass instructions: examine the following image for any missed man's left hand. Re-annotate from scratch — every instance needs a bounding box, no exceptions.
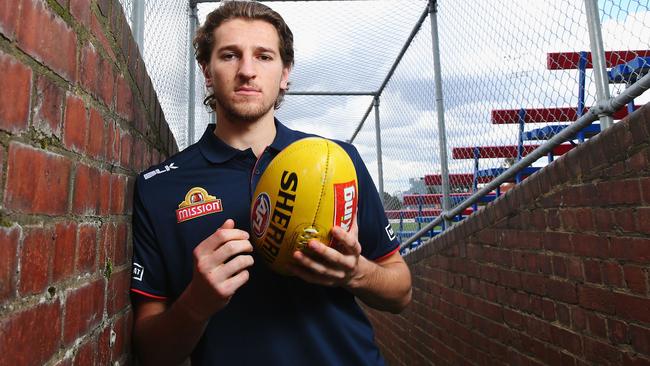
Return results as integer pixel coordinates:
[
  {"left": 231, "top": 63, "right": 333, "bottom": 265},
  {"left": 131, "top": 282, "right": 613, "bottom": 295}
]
[{"left": 289, "top": 218, "right": 365, "bottom": 288}]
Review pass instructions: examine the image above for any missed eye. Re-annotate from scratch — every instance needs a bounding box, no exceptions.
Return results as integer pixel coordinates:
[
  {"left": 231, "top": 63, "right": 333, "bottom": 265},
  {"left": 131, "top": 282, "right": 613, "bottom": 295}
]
[
  {"left": 258, "top": 54, "right": 273, "bottom": 61},
  {"left": 221, "top": 53, "right": 237, "bottom": 61}
]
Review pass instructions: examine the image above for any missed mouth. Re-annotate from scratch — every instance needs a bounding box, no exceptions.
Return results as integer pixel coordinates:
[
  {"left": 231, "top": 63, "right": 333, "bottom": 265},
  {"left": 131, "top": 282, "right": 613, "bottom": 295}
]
[{"left": 235, "top": 86, "right": 262, "bottom": 96}]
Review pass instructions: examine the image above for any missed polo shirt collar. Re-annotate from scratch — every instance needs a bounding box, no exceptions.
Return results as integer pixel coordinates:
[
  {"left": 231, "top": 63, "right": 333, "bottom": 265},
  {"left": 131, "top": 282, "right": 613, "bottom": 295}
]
[{"left": 198, "top": 118, "right": 297, "bottom": 164}]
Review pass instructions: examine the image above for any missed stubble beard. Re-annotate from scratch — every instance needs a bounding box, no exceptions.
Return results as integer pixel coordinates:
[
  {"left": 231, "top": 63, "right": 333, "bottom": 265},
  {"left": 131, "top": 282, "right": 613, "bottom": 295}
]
[{"left": 215, "top": 92, "right": 277, "bottom": 124}]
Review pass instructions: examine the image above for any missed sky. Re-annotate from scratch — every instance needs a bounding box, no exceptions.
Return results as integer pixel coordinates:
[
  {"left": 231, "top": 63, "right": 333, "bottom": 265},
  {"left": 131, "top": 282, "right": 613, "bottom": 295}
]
[{"left": 194, "top": 0, "right": 650, "bottom": 197}]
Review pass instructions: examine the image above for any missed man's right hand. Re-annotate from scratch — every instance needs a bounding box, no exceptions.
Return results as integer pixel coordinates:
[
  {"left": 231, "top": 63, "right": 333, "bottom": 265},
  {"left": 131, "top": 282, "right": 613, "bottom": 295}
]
[{"left": 179, "top": 219, "right": 254, "bottom": 322}]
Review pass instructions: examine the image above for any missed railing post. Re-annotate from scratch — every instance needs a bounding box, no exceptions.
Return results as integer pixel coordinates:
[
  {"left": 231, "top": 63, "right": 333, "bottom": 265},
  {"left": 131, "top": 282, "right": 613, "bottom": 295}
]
[
  {"left": 132, "top": 0, "right": 145, "bottom": 53},
  {"left": 373, "top": 96, "right": 385, "bottom": 205},
  {"left": 188, "top": 4, "right": 198, "bottom": 145},
  {"left": 429, "top": 0, "right": 452, "bottom": 229},
  {"left": 584, "top": 0, "right": 614, "bottom": 130}
]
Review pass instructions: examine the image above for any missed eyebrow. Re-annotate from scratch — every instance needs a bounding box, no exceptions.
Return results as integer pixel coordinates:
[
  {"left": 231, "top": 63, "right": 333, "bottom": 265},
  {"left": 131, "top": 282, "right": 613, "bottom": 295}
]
[{"left": 216, "top": 45, "right": 278, "bottom": 54}]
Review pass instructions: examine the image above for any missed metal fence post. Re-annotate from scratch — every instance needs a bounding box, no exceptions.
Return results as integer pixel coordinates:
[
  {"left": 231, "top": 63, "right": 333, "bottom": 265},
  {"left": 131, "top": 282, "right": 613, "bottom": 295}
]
[
  {"left": 584, "top": 0, "right": 614, "bottom": 130},
  {"left": 429, "top": 0, "right": 452, "bottom": 228},
  {"left": 188, "top": 5, "right": 198, "bottom": 145},
  {"left": 132, "top": 0, "right": 145, "bottom": 53},
  {"left": 373, "top": 96, "right": 385, "bottom": 205}
]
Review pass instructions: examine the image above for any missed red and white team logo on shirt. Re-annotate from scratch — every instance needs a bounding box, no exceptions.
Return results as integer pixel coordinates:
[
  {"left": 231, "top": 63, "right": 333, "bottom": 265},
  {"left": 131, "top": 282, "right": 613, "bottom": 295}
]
[
  {"left": 176, "top": 187, "right": 223, "bottom": 223},
  {"left": 333, "top": 180, "right": 357, "bottom": 232}
]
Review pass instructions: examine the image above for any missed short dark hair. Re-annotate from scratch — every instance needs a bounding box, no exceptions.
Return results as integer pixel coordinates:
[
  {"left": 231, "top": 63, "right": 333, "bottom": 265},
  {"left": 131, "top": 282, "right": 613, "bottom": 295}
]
[{"left": 193, "top": 1, "right": 295, "bottom": 110}]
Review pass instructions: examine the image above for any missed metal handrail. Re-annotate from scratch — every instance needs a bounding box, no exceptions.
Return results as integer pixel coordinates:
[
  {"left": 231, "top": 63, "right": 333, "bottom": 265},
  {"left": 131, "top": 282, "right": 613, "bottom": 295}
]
[{"left": 400, "top": 71, "right": 650, "bottom": 251}]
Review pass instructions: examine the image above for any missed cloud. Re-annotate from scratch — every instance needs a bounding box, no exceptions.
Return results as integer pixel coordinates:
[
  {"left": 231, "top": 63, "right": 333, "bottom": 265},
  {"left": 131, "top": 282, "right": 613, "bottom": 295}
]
[{"left": 194, "top": 1, "right": 649, "bottom": 195}]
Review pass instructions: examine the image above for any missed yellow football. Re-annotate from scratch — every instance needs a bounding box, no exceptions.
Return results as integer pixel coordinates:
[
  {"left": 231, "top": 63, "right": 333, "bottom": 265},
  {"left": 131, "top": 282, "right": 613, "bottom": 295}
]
[{"left": 250, "top": 137, "right": 358, "bottom": 275}]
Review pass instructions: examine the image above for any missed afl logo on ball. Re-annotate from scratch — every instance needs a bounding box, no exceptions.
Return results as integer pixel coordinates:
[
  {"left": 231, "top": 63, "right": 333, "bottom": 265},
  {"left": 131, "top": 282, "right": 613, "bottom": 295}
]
[{"left": 252, "top": 192, "right": 271, "bottom": 238}]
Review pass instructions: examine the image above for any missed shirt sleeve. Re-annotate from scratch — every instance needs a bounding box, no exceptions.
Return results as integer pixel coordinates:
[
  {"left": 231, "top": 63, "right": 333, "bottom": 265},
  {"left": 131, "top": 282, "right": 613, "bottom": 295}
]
[
  {"left": 344, "top": 144, "right": 400, "bottom": 261},
  {"left": 130, "top": 177, "right": 169, "bottom": 301}
]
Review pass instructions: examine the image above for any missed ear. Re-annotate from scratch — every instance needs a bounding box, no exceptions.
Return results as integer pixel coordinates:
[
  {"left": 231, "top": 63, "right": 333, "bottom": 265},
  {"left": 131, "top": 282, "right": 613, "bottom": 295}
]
[
  {"left": 280, "top": 66, "right": 291, "bottom": 90},
  {"left": 201, "top": 63, "right": 213, "bottom": 87}
]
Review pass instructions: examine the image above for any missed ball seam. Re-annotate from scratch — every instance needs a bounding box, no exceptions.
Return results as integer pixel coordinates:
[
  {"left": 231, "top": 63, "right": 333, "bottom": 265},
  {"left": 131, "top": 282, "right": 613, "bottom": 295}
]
[{"left": 310, "top": 140, "right": 329, "bottom": 228}]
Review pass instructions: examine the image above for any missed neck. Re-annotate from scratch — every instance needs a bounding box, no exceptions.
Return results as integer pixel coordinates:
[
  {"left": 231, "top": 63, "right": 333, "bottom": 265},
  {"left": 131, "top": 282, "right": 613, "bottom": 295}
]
[{"left": 213, "top": 108, "right": 276, "bottom": 158}]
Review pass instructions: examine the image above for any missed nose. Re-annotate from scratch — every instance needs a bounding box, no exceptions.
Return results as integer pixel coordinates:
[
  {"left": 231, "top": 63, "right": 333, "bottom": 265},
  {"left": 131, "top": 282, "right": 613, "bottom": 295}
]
[{"left": 237, "top": 54, "right": 256, "bottom": 80}]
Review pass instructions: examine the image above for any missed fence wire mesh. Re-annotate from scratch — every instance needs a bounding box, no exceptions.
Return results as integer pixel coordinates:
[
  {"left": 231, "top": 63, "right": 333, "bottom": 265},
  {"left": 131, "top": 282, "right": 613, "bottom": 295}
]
[
  {"left": 119, "top": 0, "right": 649, "bottom": 250},
  {"left": 142, "top": 0, "right": 191, "bottom": 148}
]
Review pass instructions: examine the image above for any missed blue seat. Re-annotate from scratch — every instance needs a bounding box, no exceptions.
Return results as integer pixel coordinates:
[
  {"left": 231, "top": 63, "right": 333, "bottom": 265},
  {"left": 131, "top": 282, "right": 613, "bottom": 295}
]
[
  {"left": 523, "top": 123, "right": 601, "bottom": 141},
  {"left": 476, "top": 166, "right": 540, "bottom": 179},
  {"left": 609, "top": 56, "right": 650, "bottom": 83}
]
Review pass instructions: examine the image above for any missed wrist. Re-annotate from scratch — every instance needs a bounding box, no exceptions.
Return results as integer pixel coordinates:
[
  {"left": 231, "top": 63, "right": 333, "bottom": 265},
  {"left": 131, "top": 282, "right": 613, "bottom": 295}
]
[
  {"left": 345, "top": 256, "right": 376, "bottom": 290},
  {"left": 173, "top": 282, "right": 211, "bottom": 325}
]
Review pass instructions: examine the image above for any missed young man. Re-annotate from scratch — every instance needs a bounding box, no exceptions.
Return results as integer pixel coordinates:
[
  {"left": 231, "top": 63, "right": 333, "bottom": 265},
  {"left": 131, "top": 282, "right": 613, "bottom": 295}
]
[{"left": 130, "top": 2, "right": 412, "bottom": 365}]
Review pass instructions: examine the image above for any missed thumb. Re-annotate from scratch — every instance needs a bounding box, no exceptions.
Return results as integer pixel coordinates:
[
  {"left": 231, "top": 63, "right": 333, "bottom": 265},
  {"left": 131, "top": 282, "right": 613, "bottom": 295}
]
[{"left": 219, "top": 219, "right": 236, "bottom": 231}]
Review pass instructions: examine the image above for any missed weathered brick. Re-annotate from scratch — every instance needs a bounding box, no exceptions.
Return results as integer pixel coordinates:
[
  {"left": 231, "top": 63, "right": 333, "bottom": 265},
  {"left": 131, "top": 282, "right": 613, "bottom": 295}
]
[
  {"left": 73, "top": 338, "right": 96, "bottom": 366},
  {"left": 642, "top": 177, "right": 650, "bottom": 204},
  {"left": 623, "top": 265, "right": 647, "bottom": 294},
  {"left": 602, "top": 262, "right": 623, "bottom": 288},
  {"left": 116, "top": 74, "right": 133, "bottom": 120},
  {"left": 19, "top": 226, "right": 55, "bottom": 295},
  {"left": 579, "top": 285, "right": 615, "bottom": 314},
  {"left": 587, "top": 312, "right": 607, "bottom": 339},
  {"left": 0, "top": 50, "right": 32, "bottom": 133},
  {"left": 610, "top": 237, "right": 650, "bottom": 263},
  {"left": 120, "top": 130, "right": 132, "bottom": 168},
  {"left": 608, "top": 318, "right": 629, "bottom": 344},
  {"left": 87, "top": 108, "right": 106, "bottom": 160},
  {"left": 53, "top": 222, "right": 77, "bottom": 282},
  {"left": 32, "top": 75, "right": 64, "bottom": 137},
  {"left": 0, "top": 0, "right": 20, "bottom": 40},
  {"left": 114, "top": 222, "right": 128, "bottom": 265},
  {"left": 597, "top": 179, "right": 642, "bottom": 206},
  {"left": 90, "top": 14, "right": 115, "bottom": 61},
  {"left": 99, "top": 56, "right": 115, "bottom": 107},
  {"left": 630, "top": 325, "right": 650, "bottom": 356},
  {"left": 76, "top": 223, "right": 98, "bottom": 273},
  {"left": 99, "top": 170, "right": 112, "bottom": 215},
  {"left": 546, "top": 279, "right": 577, "bottom": 304},
  {"left": 72, "top": 164, "right": 101, "bottom": 215},
  {"left": 572, "top": 234, "right": 608, "bottom": 259},
  {"left": 4, "top": 142, "right": 72, "bottom": 214},
  {"left": 69, "top": 0, "right": 91, "bottom": 28},
  {"left": 110, "top": 174, "right": 126, "bottom": 214},
  {"left": 97, "top": 325, "right": 112, "bottom": 366},
  {"left": 0, "top": 301, "right": 62, "bottom": 365},
  {"left": 63, "top": 279, "right": 104, "bottom": 345},
  {"left": 616, "top": 293, "right": 650, "bottom": 323},
  {"left": 106, "top": 119, "right": 120, "bottom": 164},
  {"left": 17, "top": 0, "right": 77, "bottom": 81},
  {"left": 583, "top": 337, "right": 621, "bottom": 364},
  {"left": 637, "top": 207, "right": 650, "bottom": 235},
  {"left": 0, "top": 226, "right": 21, "bottom": 302},
  {"left": 107, "top": 268, "right": 129, "bottom": 316},
  {"left": 63, "top": 94, "right": 88, "bottom": 153}
]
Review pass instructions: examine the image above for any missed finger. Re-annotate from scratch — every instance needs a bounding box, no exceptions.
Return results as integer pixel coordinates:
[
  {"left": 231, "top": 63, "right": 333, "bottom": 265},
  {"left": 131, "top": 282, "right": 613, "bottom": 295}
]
[
  {"left": 293, "top": 249, "right": 346, "bottom": 280},
  {"left": 211, "top": 254, "right": 255, "bottom": 283},
  {"left": 209, "top": 239, "right": 254, "bottom": 266},
  {"left": 287, "top": 260, "right": 339, "bottom": 286},
  {"left": 212, "top": 269, "right": 251, "bottom": 298},
  {"left": 330, "top": 227, "right": 361, "bottom": 255},
  {"left": 195, "top": 222, "right": 250, "bottom": 256}
]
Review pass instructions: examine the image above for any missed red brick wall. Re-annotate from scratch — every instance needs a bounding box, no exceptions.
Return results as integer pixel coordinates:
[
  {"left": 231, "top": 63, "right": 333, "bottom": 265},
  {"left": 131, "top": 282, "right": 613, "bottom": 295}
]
[
  {"left": 0, "top": 1, "right": 176, "bottom": 364},
  {"left": 367, "top": 105, "right": 650, "bottom": 365}
]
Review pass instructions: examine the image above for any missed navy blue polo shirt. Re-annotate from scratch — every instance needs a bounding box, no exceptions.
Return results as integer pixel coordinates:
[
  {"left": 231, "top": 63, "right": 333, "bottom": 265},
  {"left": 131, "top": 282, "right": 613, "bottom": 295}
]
[{"left": 130, "top": 120, "right": 399, "bottom": 366}]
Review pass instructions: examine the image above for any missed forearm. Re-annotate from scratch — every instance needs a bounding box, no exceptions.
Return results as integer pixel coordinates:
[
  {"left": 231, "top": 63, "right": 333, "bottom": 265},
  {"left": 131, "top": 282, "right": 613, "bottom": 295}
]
[
  {"left": 346, "top": 256, "right": 412, "bottom": 314},
  {"left": 133, "top": 292, "right": 208, "bottom": 365}
]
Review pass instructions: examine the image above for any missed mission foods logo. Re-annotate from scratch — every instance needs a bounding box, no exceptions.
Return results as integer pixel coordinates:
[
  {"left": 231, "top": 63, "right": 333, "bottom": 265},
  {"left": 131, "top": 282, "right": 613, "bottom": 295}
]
[
  {"left": 251, "top": 192, "right": 271, "bottom": 238},
  {"left": 176, "top": 187, "right": 223, "bottom": 223},
  {"left": 333, "top": 180, "right": 357, "bottom": 232}
]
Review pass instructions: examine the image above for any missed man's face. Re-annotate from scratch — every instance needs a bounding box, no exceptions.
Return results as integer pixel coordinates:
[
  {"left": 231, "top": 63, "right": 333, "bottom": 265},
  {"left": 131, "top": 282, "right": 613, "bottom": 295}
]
[{"left": 203, "top": 18, "right": 290, "bottom": 122}]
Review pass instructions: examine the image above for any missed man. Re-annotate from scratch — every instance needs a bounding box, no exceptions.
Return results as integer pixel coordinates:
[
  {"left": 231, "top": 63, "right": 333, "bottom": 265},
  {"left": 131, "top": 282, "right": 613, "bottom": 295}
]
[{"left": 130, "top": 2, "right": 412, "bottom": 365}]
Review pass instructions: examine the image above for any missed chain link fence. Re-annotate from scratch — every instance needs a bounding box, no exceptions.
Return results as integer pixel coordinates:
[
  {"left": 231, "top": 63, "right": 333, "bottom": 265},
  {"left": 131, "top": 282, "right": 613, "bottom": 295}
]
[{"left": 119, "top": 0, "right": 650, "bottom": 251}]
